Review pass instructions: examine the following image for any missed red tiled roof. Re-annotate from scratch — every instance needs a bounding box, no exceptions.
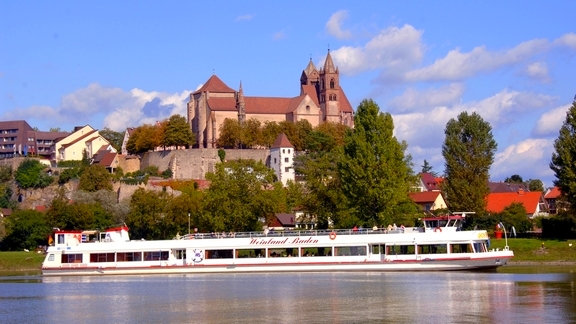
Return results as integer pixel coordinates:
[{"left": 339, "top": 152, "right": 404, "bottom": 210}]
[
  {"left": 409, "top": 191, "right": 441, "bottom": 203},
  {"left": 245, "top": 97, "right": 294, "bottom": 114},
  {"left": 99, "top": 152, "right": 117, "bottom": 167},
  {"left": 485, "top": 190, "right": 542, "bottom": 214},
  {"left": 544, "top": 187, "right": 561, "bottom": 199},
  {"left": 420, "top": 173, "right": 441, "bottom": 191},
  {"left": 194, "top": 75, "right": 236, "bottom": 94},
  {"left": 207, "top": 97, "right": 236, "bottom": 111},
  {"left": 275, "top": 213, "right": 296, "bottom": 226},
  {"left": 338, "top": 89, "right": 354, "bottom": 113},
  {"left": 301, "top": 84, "right": 320, "bottom": 107},
  {"left": 272, "top": 133, "right": 293, "bottom": 148}
]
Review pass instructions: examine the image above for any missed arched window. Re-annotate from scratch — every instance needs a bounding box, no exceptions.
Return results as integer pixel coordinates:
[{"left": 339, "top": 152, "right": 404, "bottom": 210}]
[
  {"left": 306, "top": 105, "right": 310, "bottom": 112},
  {"left": 330, "top": 79, "right": 335, "bottom": 89}
]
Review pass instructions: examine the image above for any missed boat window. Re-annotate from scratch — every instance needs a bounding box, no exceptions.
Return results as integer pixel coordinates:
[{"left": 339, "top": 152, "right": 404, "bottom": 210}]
[
  {"left": 117, "top": 252, "right": 142, "bottom": 262},
  {"left": 206, "top": 249, "right": 233, "bottom": 259},
  {"left": 473, "top": 242, "right": 487, "bottom": 253},
  {"left": 144, "top": 251, "right": 169, "bottom": 261},
  {"left": 301, "top": 247, "right": 332, "bottom": 257},
  {"left": 334, "top": 246, "right": 367, "bottom": 256},
  {"left": 48, "top": 254, "right": 54, "bottom": 261},
  {"left": 61, "top": 253, "right": 83, "bottom": 263},
  {"left": 371, "top": 244, "right": 384, "bottom": 254},
  {"left": 268, "top": 247, "right": 299, "bottom": 257},
  {"left": 450, "top": 244, "right": 472, "bottom": 253},
  {"left": 386, "top": 245, "right": 415, "bottom": 255},
  {"left": 236, "top": 249, "right": 264, "bottom": 258},
  {"left": 90, "top": 253, "right": 115, "bottom": 262},
  {"left": 57, "top": 234, "right": 65, "bottom": 244},
  {"left": 175, "top": 249, "right": 186, "bottom": 260},
  {"left": 417, "top": 244, "right": 447, "bottom": 254}
]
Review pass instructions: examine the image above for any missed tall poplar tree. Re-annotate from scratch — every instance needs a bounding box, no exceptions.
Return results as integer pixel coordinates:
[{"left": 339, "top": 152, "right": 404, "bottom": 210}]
[
  {"left": 550, "top": 98, "right": 576, "bottom": 207},
  {"left": 338, "top": 99, "right": 417, "bottom": 227},
  {"left": 442, "top": 111, "right": 497, "bottom": 214}
]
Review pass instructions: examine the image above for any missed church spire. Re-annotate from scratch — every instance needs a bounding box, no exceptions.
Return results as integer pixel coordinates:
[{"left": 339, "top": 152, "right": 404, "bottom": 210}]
[
  {"left": 237, "top": 81, "right": 246, "bottom": 125},
  {"left": 323, "top": 49, "right": 336, "bottom": 73}
]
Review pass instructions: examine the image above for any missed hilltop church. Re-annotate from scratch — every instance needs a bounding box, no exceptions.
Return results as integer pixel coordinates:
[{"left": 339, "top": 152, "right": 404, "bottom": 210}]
[{"left": 187, "top": 51, "right": 355, "bottom": 148}]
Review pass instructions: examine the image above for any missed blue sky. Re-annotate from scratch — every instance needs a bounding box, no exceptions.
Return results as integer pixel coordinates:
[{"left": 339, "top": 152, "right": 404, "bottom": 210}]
[{"left": 1, "top": 1, "right": 575, "bottom": 187}]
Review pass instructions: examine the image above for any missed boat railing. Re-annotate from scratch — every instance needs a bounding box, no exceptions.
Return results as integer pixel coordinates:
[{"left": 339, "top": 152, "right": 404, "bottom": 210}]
[{"left": 179, "top": 227, "right": 425, "bottom": 240}]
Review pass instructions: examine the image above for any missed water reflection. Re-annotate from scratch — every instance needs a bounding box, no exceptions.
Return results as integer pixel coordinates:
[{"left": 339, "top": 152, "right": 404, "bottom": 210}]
[{"left": 1, "top": 269, "right": 575, "bottom": 323}]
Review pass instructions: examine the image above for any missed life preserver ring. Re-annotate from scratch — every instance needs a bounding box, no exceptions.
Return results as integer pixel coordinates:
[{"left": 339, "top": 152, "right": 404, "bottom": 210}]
[
  {"left": 434, "top": 227, "right": 442, "bottom": 232},
  {"left": 329, "top": 231, "right": 337, "bottom": 240},
  {"left": 192, "top": 249, "right": 204, "bottom": 263}
]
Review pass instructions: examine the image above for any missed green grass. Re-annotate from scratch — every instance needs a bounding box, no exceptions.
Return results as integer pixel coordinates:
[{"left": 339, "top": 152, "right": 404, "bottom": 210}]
[
  {"left": 491, "top": 238, "right": 576, "bottom": 262},
  {"left": 0, "top": 251, "right": 45, "bottom": 272}
]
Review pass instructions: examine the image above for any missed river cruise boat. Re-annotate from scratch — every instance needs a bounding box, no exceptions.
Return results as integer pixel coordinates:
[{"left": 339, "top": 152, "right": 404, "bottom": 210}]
[{"left": 41, "top": 214, "right": 513, "bottom": 276}]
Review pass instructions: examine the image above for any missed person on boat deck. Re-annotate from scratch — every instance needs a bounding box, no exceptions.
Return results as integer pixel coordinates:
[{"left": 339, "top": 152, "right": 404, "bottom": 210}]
[
  {"left": 387, "top": 224, "right": 393, "bottom": 231},
  {"left": 393, "top": 223, "right": 397, "bottom": 230},
  {"left": 353, "top": 226, "right": 358, "bottom": 232}
]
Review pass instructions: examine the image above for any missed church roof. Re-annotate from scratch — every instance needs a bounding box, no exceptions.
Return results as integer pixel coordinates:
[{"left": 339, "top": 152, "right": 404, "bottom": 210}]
[
  {"left": 300, "top": 84, "right": 320, "bottom": 107},
  {"left": 194, "top": 75, "right": 236, "bottom": 94},
  {"left": 323, "top": 50, "right": 337, "bottom": 73},
  {"left": 303, "top": 58, "right": 318, "bottom": 77},
  {"left": 206, "top": 96, "right": 308, "bottom": 115},
  {"left": 272, "top": 133, "right": 293, "bottom": 148},
  {"left": 339, "top": 89, "right": 354, "bottom": 113}
]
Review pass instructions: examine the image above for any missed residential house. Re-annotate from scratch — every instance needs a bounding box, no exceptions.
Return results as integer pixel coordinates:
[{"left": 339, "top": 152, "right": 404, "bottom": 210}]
[
  {"left": 92, "top": 146, "right": 119, "bottom": 172},
  {"left": 485, "top": 189, "right": 545, "bottom": 218},
  {"left": 269, "top": 213, "right": 297, "bottom": 231},
  {"left": 121, "top": 127, "right": 135, "bottom": 155},
  {"left": 414, "top": 172, "right": 442, "bottom": 192},
  {"left": 544, "top": 187, "right": 563, "bottom": 215},
  {"left": 409, "top": 191, "right": 447, "bottom": 213},
  {"left": 53, "top": 125, "right": 116, "bottom": 162},
  {"left": 489, "top": 181, "right": 530, "bottom": 193},
  {"left": 0, "top": 120, "right": 69, "bottom": 160}
]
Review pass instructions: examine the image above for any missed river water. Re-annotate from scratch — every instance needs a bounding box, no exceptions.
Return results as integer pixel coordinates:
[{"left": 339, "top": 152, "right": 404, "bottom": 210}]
[{"left": 1, "top": 266, "right": 575, "bottom": 323}]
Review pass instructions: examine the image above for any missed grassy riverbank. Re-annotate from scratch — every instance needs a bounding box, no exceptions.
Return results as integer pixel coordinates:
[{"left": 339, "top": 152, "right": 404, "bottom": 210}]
[{"left": 1, "top": 238, "right": 574, "bottom": 275}]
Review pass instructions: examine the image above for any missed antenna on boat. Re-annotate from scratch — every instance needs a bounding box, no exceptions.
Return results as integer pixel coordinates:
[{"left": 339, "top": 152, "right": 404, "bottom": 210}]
[{"left": 499, "top": 222, "right": 509, "bottom": 251}]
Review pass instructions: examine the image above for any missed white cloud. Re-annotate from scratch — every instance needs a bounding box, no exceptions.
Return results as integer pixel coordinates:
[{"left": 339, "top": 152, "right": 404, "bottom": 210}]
[
  {"left": 330, "top": 24, "right": 424, "bottom": 75},
  {"left": 522, "top": 62, "right": 551, "bottom": 83},
  {"left": 553, "top": 32, "right": 576, "bottom": 50},
  {"left": 326, "top": 10, "right": 352, "bottom": 40},
  {"left": 273, "top": 30, "right": 287, "bottom": 40},
  {"left": 235, "top": 14, "right": 254, "bottom": 22},
  {"left": 1, "top": 83, "right": 192, "bottom": 132},
  {"left": 492, "top": 138, "right": 554, "bottom": 184},
  {"left": 401, "top": 39, "right": 549, "bottom": 83},
  {"left": 388, "top": 83, "right": 465, "bottom": 112},
  {"left": 533, "top": 103, "right": 570, "bottom": 137}
]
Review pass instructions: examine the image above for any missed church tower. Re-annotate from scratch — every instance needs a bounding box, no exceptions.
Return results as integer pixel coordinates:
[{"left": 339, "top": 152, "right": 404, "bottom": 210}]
[{"left": 319, "top": 50, "right": 341, "bottom": 123}]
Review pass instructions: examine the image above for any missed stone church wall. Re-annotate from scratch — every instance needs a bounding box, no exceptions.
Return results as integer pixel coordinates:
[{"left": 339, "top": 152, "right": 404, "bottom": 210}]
[{"left": 140, "top": 148, "right": 270, "bottom": 180}]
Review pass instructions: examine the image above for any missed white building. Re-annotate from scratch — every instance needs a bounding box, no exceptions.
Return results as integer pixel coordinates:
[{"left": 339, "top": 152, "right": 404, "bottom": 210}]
[{"left": 270, "top": 133, "right": 295, "bottom": 187}]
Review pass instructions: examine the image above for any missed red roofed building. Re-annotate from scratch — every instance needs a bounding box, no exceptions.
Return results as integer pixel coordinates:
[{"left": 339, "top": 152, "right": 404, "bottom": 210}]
[
  {"left": 188, "top": 51, "right": 354, "bottom": 148},
  {"left": 409, "top": 191, "right": 447, "bottom": 212},
  {"left": 544, "top": 187, "right": 563, "bottom": 214},
  {"left": 485, "top": 189, "right": 545, "bottom": 218}
]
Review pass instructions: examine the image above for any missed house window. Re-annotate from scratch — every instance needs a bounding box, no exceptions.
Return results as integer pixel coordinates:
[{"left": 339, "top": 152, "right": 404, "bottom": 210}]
[
  {"left": 425, "top": 204, "right": 431, "bottom": 211},
  {"left": 288, "top": 149, "right": 291, "bottom": 154},
  {"left": 306, "top": 105, "right": 310, "bottom": 112},
  {"left": 330, "top": 79, "right": 335, "bottom": 89},
  {"left": 282, "top": 149, "right": 285, "bottom": 154},
  {"left": 274, "top": 158, "right": 277, "bottom": 164},
  {"left": 284, "top": 157, "right": 289, "bottom": 163},
  {"left": 285, "top": 167, "right": 290, "bottom": 172}
]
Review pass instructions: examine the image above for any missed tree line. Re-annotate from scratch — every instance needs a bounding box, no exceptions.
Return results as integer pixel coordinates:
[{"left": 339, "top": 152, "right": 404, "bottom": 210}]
[{"left": 4, "top": 96, "right": 576, "bottom": 249}]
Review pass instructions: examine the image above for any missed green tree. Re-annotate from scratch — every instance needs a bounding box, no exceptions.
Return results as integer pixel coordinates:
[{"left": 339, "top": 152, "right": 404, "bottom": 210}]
[
  {"left": 218, "top": 149, "right": 226, "bottom": 162},
  {"left": 442, "top": 111, "right": 497, "bottom": 214},
  {"left": 421, "top": 159, "right": 438, "bottom": 176},
  {"left": 242, "top": 118, "right": 262, "bottom": 149},
  {"left": 292, "top": 119, "right": 313, "bottom": 151},
  {"left": 1, "top": 210, "right": 51, "bottom": 250},
  {"left": 505, "top": 174, "right": 523, "bottom": 183},
  {"left": 0, "top": 165, "right": 12, "bottom": 182},
  {"left": 49, "top": 127, "right": 62, "bottom": 132},
  {"left": 261, "top": 121, "right": 282, "bottom": 148},
  {"left": 550, "top": 99, "right": 576, "bottom": 208},
  {"left": 15, "top": 159, "right": 53, "bottom": 189},
  {"left": 527, "top": 179, "right": 544, "bottom": 192},
  {"left": 125, "top": 188, "right": 168, "bottom": 240},
  {"left": 338, "top": 99, "right": 418, "bottom": 227},
  {"left": 217, "top": 118, "right": 242, "bottom": 148},
  {"left": 79, "top": 165, "right": 113, "bottom": 192},
  {"left": 164, "top": 114, "right": 195, "bottom": 148},
  {"left": 295, "top": 151, "right": 351, "bottom": 228},
  {"left": 99, "top": 127, "right": 124, "bottom": 152},
  {"left": 315, "top": 122, "right": 348, "bottom": 148},
  {"left": 202, "top": 159, "right": 279, "bottom": 232},
  {"left": 72, "top": 189, "right": 130, "bottom": 225}
]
